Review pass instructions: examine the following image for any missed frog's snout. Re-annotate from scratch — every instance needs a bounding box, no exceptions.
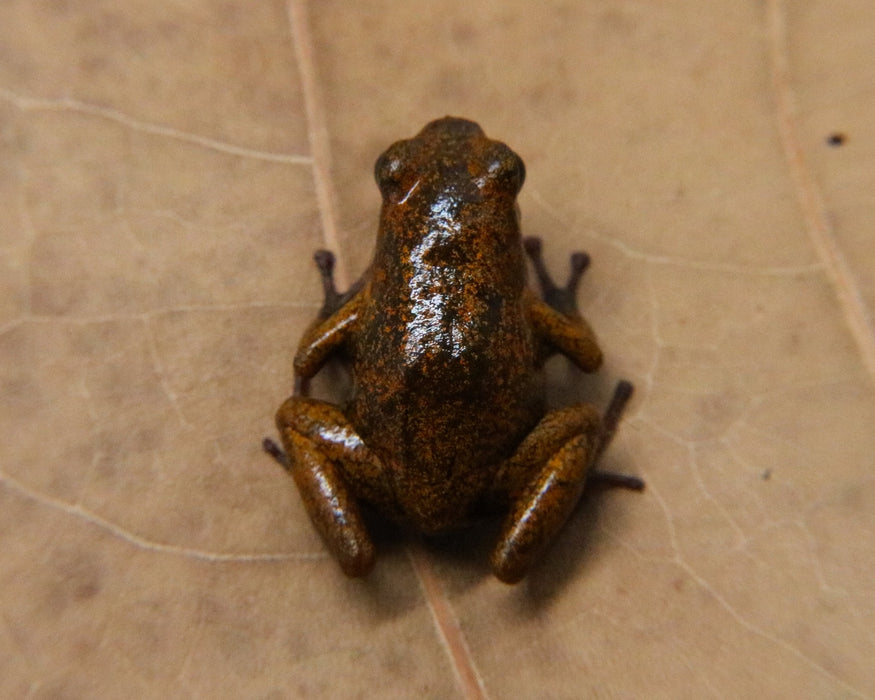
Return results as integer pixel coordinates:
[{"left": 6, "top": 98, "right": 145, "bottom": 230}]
[{"left": 420, "top": 116, "right": 484, "bottom": 139}]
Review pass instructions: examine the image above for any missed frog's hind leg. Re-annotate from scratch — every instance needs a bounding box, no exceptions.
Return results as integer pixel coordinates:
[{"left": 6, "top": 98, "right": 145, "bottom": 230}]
[
  {"left": 272, "top": 396, "right": 391, "bottom": 577},
  {"left": 490, "top": 381, "right": 642, "bottom": 584}
]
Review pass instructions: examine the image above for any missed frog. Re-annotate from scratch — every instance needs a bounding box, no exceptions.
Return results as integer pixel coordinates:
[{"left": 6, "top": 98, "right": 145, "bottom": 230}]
[{"left": 264, "top": 117, "right": 643, "bottom": 584}]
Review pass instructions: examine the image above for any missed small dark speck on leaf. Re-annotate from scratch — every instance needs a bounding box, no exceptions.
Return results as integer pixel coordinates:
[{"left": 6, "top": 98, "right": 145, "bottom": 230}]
[
  {"left": 826, "top": 133, "right": 846, "bottom": 147},
  {"left": 761, "top": 469, "right": 772, "bottom": 481}
]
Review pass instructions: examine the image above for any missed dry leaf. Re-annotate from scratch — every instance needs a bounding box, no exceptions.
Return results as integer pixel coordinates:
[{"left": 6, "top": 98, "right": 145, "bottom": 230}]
[{"left": 1, "top": 1, "right": 873, "bottom": 698}]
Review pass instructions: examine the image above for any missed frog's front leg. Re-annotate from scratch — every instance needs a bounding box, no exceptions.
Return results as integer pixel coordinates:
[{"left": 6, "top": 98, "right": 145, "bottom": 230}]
[
  {"left": 523, "top": 237, "right": 603, "bottom": 372},
  {"left": 490, "top": 381, "right": 642, "bottom": 584},
  {"left": 311, "top": 249, "right": 366, "bottom": 320},
  {"left": 523, "top": 236, "right": 590, "bottom": 318},
  {"left": 274, "top": 396, "right": 391, "bottom": 577}
]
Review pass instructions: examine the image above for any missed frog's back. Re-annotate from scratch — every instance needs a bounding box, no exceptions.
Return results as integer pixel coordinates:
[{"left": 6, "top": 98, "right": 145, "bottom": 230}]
[
  {"left": 348, "top": 253, "right": 544, "bottom": 532},
  {"left": 347, "top": 116, "right": 541, "bottom": 532}
]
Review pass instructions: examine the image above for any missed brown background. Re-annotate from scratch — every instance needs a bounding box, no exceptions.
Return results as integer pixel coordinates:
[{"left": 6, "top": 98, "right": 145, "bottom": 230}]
[{"left": 1, "top": 1, "right": 873, "bottom": 698}]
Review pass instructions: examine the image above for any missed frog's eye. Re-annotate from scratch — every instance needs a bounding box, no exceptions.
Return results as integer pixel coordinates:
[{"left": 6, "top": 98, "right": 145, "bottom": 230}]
[
  {"left": 374, "top": 142, "right": 406, "bottom": 192},
  {"left": 484, "top": 145, "right": 526, "bottom": 195},
  {"left": 510, "top": 154, "right": 526, "bottom": 191}
]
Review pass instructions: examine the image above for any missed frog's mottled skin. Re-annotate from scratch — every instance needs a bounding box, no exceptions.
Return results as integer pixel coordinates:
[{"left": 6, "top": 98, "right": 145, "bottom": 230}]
[{"left": 271, "top": 117, "right": 641, "bottom": 583}]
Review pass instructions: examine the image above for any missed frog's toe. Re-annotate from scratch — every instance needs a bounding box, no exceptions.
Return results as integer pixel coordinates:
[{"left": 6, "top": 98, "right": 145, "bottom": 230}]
[
  {"left": 313, "top": 249, "right": 343, "bottom": 317},
  {"left": 313, "top": 248, "right": 336, "bottom": 276},
  {"left": 567, "top": 251, "right": 591, "bottom": 289}
]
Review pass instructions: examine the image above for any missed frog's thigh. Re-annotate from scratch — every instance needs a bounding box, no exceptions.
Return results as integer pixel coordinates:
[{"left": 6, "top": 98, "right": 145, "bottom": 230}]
[
  {"left": 275, "top": 396, "right": 389, "bottom": 577},
  {"left": 491, "top": 405, "right": 602, "bottom": 584}
]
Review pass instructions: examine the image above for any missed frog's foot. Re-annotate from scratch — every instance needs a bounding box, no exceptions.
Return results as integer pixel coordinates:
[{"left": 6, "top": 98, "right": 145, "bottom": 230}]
[
  {"left": 275, "top": 396, "right": 390, "bottom": 577},
  {"left": 523, "top": 236, "right": 590, "bottom": 317},
  {"left": 490, "top": 381, "right": 643, "bottom": 583},
  {"left": 313, "top": 249, "right": 366, "bottom": 319},
  {"left": 589, "top": 380, "right": 645, "bottom": 491}
]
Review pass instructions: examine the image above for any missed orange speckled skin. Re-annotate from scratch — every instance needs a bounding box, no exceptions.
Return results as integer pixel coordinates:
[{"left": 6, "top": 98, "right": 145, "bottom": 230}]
[{"left": 274, "top": 117, "right": 637, "bottom": 583}]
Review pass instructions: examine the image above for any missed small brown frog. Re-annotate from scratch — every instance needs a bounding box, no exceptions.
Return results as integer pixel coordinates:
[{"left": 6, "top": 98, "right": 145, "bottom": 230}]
[{"left": 264, "top": 117, "right": 642, "bottom": 583}]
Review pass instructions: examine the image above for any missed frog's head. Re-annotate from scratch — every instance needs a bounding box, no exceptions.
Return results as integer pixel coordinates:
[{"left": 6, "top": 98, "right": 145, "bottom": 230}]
[
  {"left": 374, "top": 117, "right": 526, "bottom": 210},
  {"left": 371, "top": 118, "right": 529, "bottom": 292}
]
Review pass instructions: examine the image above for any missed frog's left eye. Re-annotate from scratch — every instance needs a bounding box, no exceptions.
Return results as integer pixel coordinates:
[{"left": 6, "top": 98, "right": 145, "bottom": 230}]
[{"left": 484, "top": 145, "right": 526, "bottom": 194}]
